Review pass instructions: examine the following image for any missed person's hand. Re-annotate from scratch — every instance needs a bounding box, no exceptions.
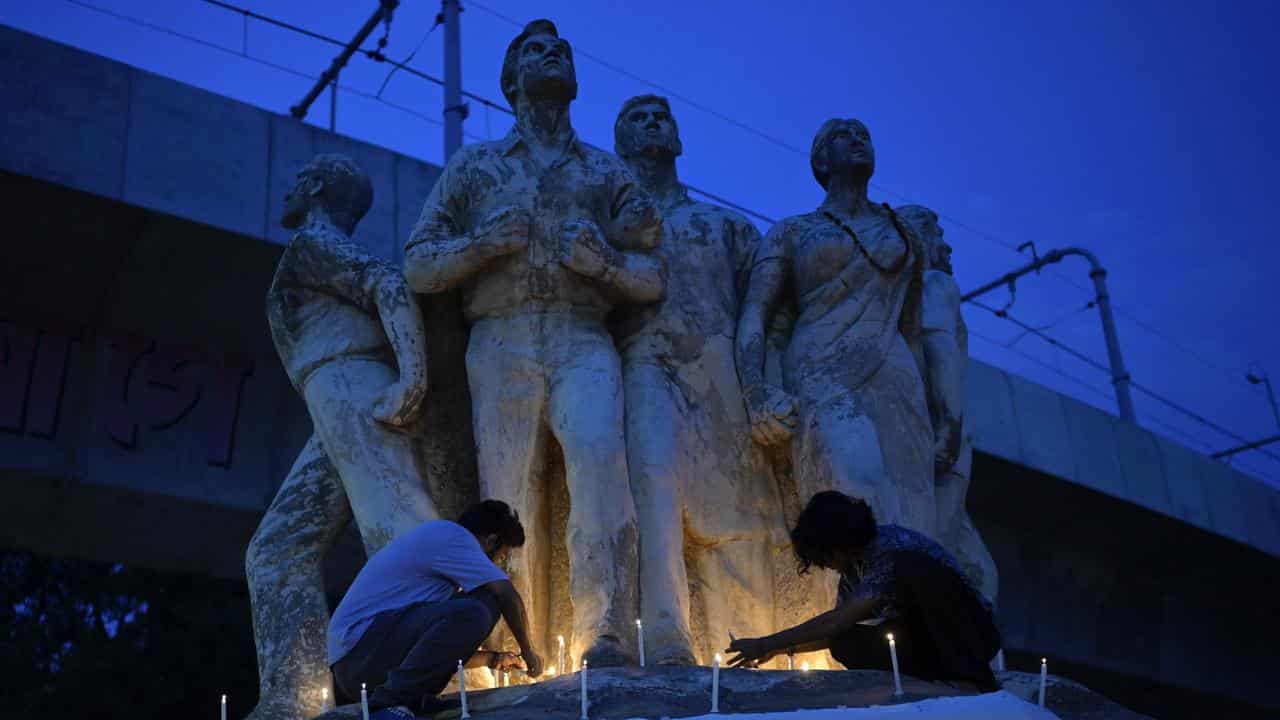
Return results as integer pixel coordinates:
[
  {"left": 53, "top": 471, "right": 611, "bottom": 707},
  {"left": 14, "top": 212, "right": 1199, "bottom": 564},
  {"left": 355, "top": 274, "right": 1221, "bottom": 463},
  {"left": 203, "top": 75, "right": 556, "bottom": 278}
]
[
  {"left": 725, "top": 637, "right": 779, "bottom": 669},
  {"left": 521, "top": 648, "right": 544, "bottom": 678},
  {"left": 493, "top": 651, "right": 525, "bottom": 673},
  {"left": 370, "top": 379, "right": 427, "bottom": 429},
  {"left": 557, "top": 219, "right": 618, "bottom": 278},
  {"left": 475, "top": 206, "right": 531, "bottom": 256},
  {"left": 745, "top": 385, "right": 797, "bottom": 446}
]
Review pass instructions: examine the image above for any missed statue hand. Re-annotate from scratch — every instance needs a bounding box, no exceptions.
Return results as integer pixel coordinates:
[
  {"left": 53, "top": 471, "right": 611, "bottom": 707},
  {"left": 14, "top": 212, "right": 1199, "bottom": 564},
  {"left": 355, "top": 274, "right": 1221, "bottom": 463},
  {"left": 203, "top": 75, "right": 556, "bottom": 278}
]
[
  {"left": 933, "top": 419, "right": 962, "bottom": 474},
  {"left": 745, "top": 385, "right": 797, "bottom": 446},
  {"left": 558, "top": 219, "right": 617, "bottom": 278},
  {"left": 370, "top": 379, "right": 427, "bottom": 430},
  {"left": 475, "top": 206, "right": 530, "bottom": 256}
]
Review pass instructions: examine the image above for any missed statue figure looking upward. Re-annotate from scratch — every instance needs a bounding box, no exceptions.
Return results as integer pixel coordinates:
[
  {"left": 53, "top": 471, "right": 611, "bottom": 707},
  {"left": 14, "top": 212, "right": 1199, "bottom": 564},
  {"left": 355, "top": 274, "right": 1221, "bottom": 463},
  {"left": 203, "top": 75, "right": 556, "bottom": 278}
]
[
  {"left": 403, "top": 20, "right": 665, "bottom": 667},
  {"left": 896, "top": 204, "right": 998, "bottom": 604},
  {"left": 612, "top": 95, "right": 784, "bottom": 665},
  {"left": 247, "top": 154, "right": 438, "bottom": 720},
  {"left": 736, "top": 119, "right": 937, "bottom": 540}
]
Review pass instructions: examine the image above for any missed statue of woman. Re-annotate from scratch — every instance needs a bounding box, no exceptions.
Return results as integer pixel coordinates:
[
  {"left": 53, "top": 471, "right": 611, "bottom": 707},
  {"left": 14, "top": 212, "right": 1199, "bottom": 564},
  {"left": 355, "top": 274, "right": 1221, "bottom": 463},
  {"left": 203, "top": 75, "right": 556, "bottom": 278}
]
[{"left": 736, "top": 118, "right": 936, "bottom": 537}]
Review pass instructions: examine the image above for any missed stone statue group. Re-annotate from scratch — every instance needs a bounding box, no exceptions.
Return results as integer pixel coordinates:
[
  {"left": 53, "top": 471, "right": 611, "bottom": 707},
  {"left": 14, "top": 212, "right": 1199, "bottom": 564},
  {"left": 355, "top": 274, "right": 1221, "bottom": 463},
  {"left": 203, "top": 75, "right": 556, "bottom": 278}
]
[{"left": 244, "top": 18, "right": 997, "bottom": 720}]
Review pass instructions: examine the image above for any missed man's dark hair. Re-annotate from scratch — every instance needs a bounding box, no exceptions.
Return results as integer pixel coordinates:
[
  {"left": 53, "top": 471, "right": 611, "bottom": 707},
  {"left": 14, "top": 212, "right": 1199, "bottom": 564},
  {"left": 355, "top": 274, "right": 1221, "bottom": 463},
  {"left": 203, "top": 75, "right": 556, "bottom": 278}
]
[
  {"left": 457, "top": 500, "right": 526, "bottom": 549},
  {"left": 790, "top": 491, "right": 877, "bottom": 574},
  {"left": 500, "top": 19, "right": 563, "bottom": 109}
]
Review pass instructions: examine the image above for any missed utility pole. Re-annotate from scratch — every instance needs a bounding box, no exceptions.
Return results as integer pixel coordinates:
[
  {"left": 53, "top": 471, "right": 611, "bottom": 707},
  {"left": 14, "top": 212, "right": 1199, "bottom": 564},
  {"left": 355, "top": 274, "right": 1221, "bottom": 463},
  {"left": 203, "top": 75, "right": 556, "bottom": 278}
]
[
  {"left": 962, "top": 247, "right": 1137, "bottom": 423},
  {"left": 291, "top": 1, "right": 399, "bottom": 125},
  {"left": 442, "top": 0, "right": 467, "bottom": 160},
  {"left": 1247, "top": 370, "right": 1280, "bottom": 431}
]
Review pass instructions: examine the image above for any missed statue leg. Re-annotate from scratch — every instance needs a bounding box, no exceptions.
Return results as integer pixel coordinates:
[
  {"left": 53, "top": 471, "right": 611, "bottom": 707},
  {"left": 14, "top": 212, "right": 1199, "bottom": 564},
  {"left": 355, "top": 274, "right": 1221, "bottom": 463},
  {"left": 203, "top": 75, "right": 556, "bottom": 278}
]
[
  {"left": 623, "top": 361, "right": 695, "bottom": 665},
  {"left": 548, "top": 328, "right": 639, "bottom": 667},
  {"left": 465, "top": 326, "right": 551, "bottom": 660},
  {"left": 245, "top": 434, "right": 351, "bottom": 720},
  {"left": 301, "top": 358, "right": 438, "bottom": 555}
]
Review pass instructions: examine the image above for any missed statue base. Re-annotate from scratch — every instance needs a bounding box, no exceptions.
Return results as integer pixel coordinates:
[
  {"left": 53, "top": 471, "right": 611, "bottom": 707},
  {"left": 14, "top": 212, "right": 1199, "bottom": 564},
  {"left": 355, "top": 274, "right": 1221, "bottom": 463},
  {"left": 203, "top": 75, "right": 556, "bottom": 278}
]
[{"left": 315, "top": 667, "right": 1149, "bottom": 720}]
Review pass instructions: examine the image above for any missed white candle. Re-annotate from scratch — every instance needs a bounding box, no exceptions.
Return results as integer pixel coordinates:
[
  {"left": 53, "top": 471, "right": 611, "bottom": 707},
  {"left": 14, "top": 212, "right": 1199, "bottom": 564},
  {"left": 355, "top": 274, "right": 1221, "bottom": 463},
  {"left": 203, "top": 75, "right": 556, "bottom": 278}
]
[
  {"left": 787, "top": 653, "right": 794, "bottom": 671},
  {"left": 1038, "top": 658, "right": 1048, "bottom": 707},
  {"left": 887, "top": 633, "right": 903, "bottom": 696},
  {"left": 559, "top": 635, "right": 567, "bottom": 676},
  {"left": 220, "top": 694, "right": 227, "bottom": 720},
  {"left": 711, "top": 653, "right": 721, "bottom": 714},
  {"left": 360, "top": 683, "right": 369, "bottom": 720},
  {"left": 580, "top": 660, "right": 589, "bottom": 720},
  {"left": 996, "top": 649, "right": 1006, "bottom": 672},
  {"left": 459, "top": 660, "right": 471, "bottom": 718},
  {"left": 321, "top": 687, "right": 329, "bottom": 711},
  {"left": 502, "top": 670, "right": 510, "bottom": 687},
  {"left": 636, "top": 619, "right": 645, "bottom": 667}
]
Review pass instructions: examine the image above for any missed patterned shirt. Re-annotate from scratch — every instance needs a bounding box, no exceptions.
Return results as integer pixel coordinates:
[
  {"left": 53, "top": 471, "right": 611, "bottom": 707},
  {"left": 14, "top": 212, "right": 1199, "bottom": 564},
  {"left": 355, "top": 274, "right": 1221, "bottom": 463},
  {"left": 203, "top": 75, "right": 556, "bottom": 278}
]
[{"left": 837, "top": 524, "right": 991, "bottom": 619}]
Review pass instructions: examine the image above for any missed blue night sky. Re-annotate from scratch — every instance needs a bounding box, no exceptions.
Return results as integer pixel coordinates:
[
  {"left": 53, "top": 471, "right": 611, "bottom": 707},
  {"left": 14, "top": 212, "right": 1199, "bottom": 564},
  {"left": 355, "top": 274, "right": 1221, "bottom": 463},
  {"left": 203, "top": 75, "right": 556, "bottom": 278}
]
[{"left": 5, "top": 0, "right": 1279, "bottom": 483}]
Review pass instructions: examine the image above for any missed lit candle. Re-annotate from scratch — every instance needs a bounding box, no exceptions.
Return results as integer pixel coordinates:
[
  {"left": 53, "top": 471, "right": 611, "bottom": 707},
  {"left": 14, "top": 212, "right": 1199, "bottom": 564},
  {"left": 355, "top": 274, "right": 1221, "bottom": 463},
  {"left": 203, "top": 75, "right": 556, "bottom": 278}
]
[
  {"left": 321, "top": 687, "right": 329, "bottom": 711},
  {"left": 787, "top": 653, "right": 795, "bottom": 671},
  {"left": 800, "top": 660, "right": 809, "bottom": 672},
  {"left": 360, "top": 683, "right": 369, "bottom": 720},
  {"left": 887, "top": 633, "right": 903, "bottom": 696},
  {"left": 711, "top": 653, "right": 721, "bottom": 714},
  {"left": 996, "top": 649, "right": 1006, "bottom": 672},
  {"left": 459, "top": 660, "right": 471, "bottom": 719},
  {"left": 580, "top": 660, "right": 589, "bottom": 720},
  {"left": 220, "top": 694, "right": 227, "bottom": 720},
  {"left": 1038, "top": 658, "right": 1048, "bottom": 707},
  {"left": 636, "top": 619, "right": 645, "bottom": 667},
  {"left": 502, "top": 670, "right": 510, "bottom": 687},
  {"left": 559, "top": 635, "right": 567, "bottom": 676}
]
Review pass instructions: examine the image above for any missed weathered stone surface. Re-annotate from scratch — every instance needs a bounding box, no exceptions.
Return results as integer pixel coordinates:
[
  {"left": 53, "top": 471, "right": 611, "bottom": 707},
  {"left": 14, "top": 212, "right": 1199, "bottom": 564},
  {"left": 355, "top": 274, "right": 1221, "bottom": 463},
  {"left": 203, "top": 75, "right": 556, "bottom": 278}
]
[
  {"left": 401, "top": 20, "right": 665, "bottom": 668},
  {"left": 736, "top": 118, "right": 936, "bottom": 537},
  {"left": 317, "top": 667, "right": 1147, "bottom": 719},
  {"left": 246, "top": 154, "right": 440, "bottom": 720},
  {"left": 611, "top": 94, "right": 822, "bottom": 665}
]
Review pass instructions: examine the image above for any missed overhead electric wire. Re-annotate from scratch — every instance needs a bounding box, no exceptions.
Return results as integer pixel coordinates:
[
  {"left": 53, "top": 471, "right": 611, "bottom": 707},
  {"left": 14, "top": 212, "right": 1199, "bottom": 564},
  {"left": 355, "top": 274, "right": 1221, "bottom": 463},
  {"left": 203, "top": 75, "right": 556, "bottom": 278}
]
[{"left": 970, "top": 300, "right": 1280, "bottom": 468}]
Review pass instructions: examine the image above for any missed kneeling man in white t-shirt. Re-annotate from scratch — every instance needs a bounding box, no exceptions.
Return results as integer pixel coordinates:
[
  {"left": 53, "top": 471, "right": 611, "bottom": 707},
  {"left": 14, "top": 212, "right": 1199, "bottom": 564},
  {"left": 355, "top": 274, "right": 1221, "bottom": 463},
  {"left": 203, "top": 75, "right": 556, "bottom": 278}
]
[{"left": 326, "top": 500, "right": 543, "bottom": 718}]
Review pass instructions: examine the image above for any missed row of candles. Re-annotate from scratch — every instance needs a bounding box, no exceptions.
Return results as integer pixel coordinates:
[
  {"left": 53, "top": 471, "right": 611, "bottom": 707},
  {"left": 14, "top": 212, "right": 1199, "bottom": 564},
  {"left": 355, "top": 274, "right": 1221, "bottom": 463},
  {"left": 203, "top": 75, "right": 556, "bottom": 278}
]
[{"left": 217, "top": 621, "right": 1050, "bottom": 718}]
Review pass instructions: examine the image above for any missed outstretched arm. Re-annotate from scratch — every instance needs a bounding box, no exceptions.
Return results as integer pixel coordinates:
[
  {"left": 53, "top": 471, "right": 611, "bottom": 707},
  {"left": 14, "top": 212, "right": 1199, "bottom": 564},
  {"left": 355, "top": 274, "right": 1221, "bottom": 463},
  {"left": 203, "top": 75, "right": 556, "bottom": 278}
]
[
  {"left": 725, "top": 596, "right": 876, "bottom": 667},
  {"left": 480, "top": 579, "right": 545, "bottom": 677}
]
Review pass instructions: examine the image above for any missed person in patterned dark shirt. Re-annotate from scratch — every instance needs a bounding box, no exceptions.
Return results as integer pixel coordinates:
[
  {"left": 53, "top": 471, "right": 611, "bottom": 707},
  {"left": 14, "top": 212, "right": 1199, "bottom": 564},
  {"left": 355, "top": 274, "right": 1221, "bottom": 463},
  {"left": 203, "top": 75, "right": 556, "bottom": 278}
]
[{"left": 727, "top": 491, "right": 1000, "bottom": 691}]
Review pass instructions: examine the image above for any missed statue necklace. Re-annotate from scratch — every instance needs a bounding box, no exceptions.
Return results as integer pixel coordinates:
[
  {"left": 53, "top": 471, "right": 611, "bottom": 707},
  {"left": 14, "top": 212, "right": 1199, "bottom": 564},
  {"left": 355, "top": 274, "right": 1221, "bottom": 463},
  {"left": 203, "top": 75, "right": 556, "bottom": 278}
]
[{"left": 821, "top": 208, "right": 909, "bottom": 275}]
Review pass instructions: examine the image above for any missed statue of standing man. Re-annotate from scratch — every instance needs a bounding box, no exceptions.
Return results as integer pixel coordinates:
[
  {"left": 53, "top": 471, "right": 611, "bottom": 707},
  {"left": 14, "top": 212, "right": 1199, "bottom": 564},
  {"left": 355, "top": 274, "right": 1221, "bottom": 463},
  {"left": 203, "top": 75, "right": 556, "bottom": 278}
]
[
  {"left": 403, "top": 20, "right": 665, "bottom": 667},
  {"left": 612, "top": 96, "right": 786, "bottom": 665}
]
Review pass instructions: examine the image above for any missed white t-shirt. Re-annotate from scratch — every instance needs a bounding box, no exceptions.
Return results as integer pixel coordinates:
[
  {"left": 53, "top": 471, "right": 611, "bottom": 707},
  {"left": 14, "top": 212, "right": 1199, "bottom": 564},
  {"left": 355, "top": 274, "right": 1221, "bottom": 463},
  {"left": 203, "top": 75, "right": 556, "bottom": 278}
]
[{"left": 327, "top": 520, "right": 509, "bottom": 664}]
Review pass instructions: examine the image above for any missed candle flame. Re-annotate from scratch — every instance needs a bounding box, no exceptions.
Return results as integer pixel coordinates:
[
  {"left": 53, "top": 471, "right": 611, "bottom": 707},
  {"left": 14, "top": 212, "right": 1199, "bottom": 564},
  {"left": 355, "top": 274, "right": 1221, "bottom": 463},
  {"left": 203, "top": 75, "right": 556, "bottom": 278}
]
[
  {"left": 221, "top": 695, "right": 226, "bottom": 703},
  {"left": 801, "top": 661, "right": 810, "bottom": 672},
  {"left": 714, "top": 653, "right": 721, "bottom": 663},
  {"left": 322, "top": 688, "right": 328, "bottom": 700},
  {"left": 1041, "top": 658, "right": 1047, "bottom": 664},
  {"left": 636, "top": 618, "right": 642, "bottom": 626},
  {"left": 361, "top": 682, "right": 366, "bottom": 691},
  {"left": 558, "top": 635, "right": 565, "bottom": 645},
  {"left": 583, "top": 659, "right": 588, "bottom": 669},
  {"left": 886, "top": 633, "right": 894, "bottom": 641}
]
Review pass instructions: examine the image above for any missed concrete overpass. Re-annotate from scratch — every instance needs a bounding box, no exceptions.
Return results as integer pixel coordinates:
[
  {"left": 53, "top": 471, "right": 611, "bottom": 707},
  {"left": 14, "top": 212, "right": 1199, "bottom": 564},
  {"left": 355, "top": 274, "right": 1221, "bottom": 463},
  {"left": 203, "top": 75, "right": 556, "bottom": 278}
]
[{"left": 2, "top": 26, "right": 1277, "bottom": 715}]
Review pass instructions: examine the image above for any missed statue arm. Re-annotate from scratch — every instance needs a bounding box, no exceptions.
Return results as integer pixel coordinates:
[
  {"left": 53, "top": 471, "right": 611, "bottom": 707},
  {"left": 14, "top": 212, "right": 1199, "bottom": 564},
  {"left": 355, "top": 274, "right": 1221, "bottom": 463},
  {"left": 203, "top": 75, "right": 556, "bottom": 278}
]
[
  {"left": 920, "top": 275, "right": 966, "bottom": 466},
  {"left": 559, "top": 219, "right": 666, "bottom": 303},
  {"left": 735, "top": 225, "right": 797, "bottom": 446},
  {"left": 289, "top": 232, "right": 431, "bottom": 426},
  {"left": 402, "top": 153, "right": 528, "bottom": 294}
]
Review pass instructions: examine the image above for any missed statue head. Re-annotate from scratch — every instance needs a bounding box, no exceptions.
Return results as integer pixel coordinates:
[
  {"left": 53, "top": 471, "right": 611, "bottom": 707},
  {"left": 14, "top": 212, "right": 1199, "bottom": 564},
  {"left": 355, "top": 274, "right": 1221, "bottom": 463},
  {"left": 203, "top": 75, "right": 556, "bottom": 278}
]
[
  {"left": 281, "top": 154, "right": 373, "bottom": 236},
  {"left": 810, "top": 118, "right": 875, "bottom": 190},
  {"left": 501, "top": 19, "right": 578, "bottom": 110},
  {"left": 897, "top": 204, "right": 952, "bottom": 274},
  {"left": 614, "top": 94, "right": 683, "bottom": 161}
]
